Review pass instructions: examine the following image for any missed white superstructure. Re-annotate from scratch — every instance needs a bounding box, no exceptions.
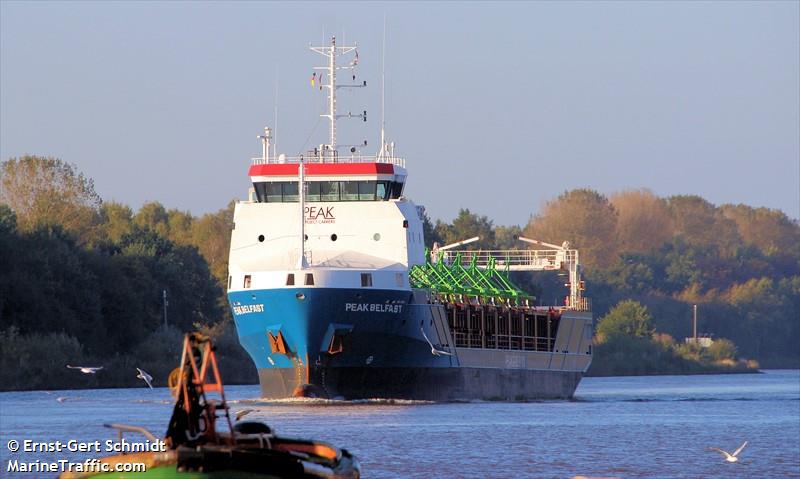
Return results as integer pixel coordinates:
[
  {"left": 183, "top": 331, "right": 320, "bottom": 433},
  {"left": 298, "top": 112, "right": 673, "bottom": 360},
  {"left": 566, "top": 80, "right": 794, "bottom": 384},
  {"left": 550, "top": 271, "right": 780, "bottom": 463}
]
[{"left": 228, "top": 36, "right": 424, "bottom": 295}]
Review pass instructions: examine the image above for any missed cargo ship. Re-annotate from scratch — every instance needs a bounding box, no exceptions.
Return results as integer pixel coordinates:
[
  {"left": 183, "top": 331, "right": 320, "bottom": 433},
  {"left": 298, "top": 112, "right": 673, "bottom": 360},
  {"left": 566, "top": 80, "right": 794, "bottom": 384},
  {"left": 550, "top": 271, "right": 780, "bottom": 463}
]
[{"left": 227, "top": 37, "right": 593, "bottom": 400}]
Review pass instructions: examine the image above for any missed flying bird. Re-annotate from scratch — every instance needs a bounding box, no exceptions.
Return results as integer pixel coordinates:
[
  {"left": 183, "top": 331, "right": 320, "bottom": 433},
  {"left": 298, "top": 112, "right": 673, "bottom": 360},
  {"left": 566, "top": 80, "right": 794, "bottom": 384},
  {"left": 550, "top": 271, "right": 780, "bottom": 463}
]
[
  {"left": 420, "top": 328, "right": 453, "bottom": 357},
  {"left": 709, "top": 441, "right": 748, "bottom": 463},
  {"left": 67, "top": 365, "right": 103, "bottom": 374},
  {"left": 235, "top": 409, "right": 254, "bottom": 421},
  {"left": 136, "top": 368, "right": 153, "bottom": 388}
]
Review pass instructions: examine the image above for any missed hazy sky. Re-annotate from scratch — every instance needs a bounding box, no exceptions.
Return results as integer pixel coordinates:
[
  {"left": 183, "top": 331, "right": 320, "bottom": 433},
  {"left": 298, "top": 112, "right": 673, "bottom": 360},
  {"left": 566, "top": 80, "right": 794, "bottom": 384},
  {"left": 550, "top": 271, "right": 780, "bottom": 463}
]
[{"left": 2, "top": 1, "right": 798, "bottom": 225}]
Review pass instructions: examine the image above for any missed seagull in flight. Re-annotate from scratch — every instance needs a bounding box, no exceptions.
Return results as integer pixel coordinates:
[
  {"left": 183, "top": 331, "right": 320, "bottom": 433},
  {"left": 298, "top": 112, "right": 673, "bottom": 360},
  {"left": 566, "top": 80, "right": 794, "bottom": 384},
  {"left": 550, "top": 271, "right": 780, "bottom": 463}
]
[
  {"left": 235, "top": 409, "right": 254, "bottom": 421},
  {"left": 710, "top": 441, "right": 748, "bottom": 463},
  {"left": 420, "top": 328, "right": 453, "bottom": 356},
  {"left": 136, "top": 368, "right": 153, "bottom": 388},
  {"left": 67, "top": 365, "right": 103, "bottom": 374}
]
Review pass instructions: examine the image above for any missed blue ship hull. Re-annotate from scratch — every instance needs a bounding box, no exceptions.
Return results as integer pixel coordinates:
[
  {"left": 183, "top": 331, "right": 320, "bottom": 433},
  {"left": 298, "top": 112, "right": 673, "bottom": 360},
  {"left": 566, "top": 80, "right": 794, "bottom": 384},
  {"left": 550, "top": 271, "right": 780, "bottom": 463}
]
[
  {"left": 229, "top": 287, "right": 583, "bottom": 400},
  {"left": 229, "top": 287, "right": 454, "bottom": 398}
]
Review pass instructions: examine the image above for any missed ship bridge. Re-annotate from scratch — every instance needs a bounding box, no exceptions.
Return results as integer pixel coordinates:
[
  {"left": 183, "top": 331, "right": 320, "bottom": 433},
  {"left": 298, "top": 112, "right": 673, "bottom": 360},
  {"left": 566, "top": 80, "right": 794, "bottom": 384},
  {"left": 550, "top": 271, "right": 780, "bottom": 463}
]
[{"left": 248, "top": 155, "right": 407, "bottom": 204}]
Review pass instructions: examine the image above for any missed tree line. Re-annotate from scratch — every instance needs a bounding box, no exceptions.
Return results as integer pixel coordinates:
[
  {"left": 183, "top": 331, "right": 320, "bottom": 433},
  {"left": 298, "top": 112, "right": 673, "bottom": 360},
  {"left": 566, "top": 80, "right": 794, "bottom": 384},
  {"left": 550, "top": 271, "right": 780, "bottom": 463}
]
[
  {"left": 1, "top": 156, "right": 798, "bottom": 390},
  {"left": 0, "top": 156, "right": 248, "bottom": 390}
]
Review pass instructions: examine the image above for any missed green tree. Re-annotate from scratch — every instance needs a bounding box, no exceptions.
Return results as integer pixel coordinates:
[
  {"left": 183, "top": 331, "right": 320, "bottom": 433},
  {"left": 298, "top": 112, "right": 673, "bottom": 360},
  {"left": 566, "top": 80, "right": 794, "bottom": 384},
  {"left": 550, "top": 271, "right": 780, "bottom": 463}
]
[
  {"left": 720, "top": 204, "right": 800, "bottom": 257},
  {"left": 611, "top": 189, "right": 673, "bottom": 253},
  {"left": 191, "top": 201, "right": 235, "bottom": 286},
  {"left": 0, "top": 205, "right": 18, "bottom": 327},
  {"left": 524, "top": 188, "right": 618, "bottom": 268},
  {"left": 723, "top": 277, "right": 787, "bottom": 360},
  {"left": 167, "top": 209, "right": 195, "bottom": 245},
  {"left": 134, "top": 201, "right": 170, "bottom": 238},
  {"left": 438, "top": 209, "right": 495, "bottom": 249},
  {"left": 597, "top": 299, "right": 655, "bottom": 339},
  {"left": 495, "top": 225, "right": 523, "bottom": 249},
  {"left": 420, "top": 209, "right": 443, "bottom": 249},
  {"left": 118, "top": 227, "right": 223, "bottom": 331},
  {"left": 0, "top": 203, "right": 16, "bottom": 234},
  {"left": 667, "top": 195, "right": 742, "bottom": 255},
  {"left": 100, "top": 202, "right": 134, "bottom": 244},
  {"left": 596, "top": 255, "right": 655, "bottom": 294},
  {"left": 707, "top": 338, "right": 737, "bottom": 362},
  {"left": 0, "top": 156, "right": 102, "bottom": 243},
  {"left": 0, "top": 327, "right": 88, "bottom": 390}
]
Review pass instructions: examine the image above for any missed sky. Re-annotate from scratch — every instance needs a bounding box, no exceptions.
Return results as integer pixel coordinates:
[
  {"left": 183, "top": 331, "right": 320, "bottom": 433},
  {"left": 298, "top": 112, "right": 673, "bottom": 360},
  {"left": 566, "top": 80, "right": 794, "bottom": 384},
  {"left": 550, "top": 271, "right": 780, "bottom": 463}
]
[{"left": 1, "top": 1, "right": 798, "bottom": 226}]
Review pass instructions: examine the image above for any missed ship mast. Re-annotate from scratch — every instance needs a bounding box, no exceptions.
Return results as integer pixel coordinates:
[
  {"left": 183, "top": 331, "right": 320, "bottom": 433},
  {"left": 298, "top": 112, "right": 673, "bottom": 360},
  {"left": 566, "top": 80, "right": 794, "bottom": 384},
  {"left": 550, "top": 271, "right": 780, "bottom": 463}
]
[
  {"left": 297, "top": 157, "right": 307, "bottom": 269},
  {"left": 378, "top": 15, "right": 387, "bottom": 160},
  {"left": 310, "top": 36, "right": 365, "bottom": 159}
]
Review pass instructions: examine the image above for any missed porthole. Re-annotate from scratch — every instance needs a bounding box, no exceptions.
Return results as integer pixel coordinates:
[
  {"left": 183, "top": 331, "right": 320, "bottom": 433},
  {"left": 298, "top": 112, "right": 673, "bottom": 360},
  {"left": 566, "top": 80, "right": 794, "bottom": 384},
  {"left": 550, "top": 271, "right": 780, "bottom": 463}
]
[
  {"left": 373, "top": 233, "right": 381, "bottom": 241},
  {"left": 258, "top": 234, "right": 265, "bottom": 242},
  {"left": 331, "top": 234, "right": 338, "bottom": 241},
  {"left": 296, "top": 292, "right": 306, "bottom": 301}
]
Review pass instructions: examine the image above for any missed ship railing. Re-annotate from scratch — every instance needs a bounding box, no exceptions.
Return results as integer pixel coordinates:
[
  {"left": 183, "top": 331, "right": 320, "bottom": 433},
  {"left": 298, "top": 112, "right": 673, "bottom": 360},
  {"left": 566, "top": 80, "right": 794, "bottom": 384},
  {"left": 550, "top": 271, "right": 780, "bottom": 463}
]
[
  {"left": 251, "top": 153, "right": 405, "bottom": 168},
  {"left": 572, "top": 297, "right": 591, "bottom": 312},
  {"left": 439, "top": 249, "right": 578, "bottom": 272},
  {"left": 453, "top": 332, "right": 556, "bottom": 352}
]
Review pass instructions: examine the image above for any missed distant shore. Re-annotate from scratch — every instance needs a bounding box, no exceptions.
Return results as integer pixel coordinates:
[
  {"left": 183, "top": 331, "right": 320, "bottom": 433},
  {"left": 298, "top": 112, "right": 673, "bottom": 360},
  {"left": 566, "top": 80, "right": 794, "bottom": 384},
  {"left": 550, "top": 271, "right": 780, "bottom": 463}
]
[
  {"left": 586, "top": 367, "right": 762, "bottom": 378},
  {"left": 586, "top": 358, "right": 761, "bottom": 377}
]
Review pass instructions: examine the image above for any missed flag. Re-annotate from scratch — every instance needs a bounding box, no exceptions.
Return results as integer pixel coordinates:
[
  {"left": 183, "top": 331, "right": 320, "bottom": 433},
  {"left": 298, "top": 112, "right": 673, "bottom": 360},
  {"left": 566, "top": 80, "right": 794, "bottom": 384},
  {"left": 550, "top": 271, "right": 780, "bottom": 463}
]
[
  {"left": 350, "top": 50, "right": 359, "bottom": 67},
  {"left": 310, "top": 72, "right": 316, "bottom": 87}
]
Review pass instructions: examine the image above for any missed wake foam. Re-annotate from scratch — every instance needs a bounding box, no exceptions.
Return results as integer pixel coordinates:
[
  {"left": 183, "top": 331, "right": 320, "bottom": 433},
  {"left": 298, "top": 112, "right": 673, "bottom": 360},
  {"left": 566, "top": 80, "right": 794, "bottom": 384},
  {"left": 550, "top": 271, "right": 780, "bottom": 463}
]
[{"left": 232, "top": 397, "right": 436, "bottom": 406}]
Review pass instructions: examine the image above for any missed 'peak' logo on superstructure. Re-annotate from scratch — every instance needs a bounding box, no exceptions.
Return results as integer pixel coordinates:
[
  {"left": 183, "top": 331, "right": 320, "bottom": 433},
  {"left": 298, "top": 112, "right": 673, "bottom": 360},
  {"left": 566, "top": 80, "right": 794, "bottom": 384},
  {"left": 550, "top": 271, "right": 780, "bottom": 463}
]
[{"left": 305, "top": 206, "right": 335, "bottom": 224}]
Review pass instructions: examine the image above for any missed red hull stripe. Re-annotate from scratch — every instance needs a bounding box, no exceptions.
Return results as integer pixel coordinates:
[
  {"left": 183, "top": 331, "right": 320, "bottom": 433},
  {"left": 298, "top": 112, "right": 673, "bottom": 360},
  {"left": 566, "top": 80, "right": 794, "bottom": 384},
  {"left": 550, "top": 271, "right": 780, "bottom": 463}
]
[{"left": 248, "top": 163, "right": 395, "bottom": 177}]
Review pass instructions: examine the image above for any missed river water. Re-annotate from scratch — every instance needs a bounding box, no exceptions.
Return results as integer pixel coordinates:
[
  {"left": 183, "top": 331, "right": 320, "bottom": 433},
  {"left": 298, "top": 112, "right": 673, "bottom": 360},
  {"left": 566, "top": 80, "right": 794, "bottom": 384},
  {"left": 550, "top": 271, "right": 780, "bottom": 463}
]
[{"left": 0, "top": 370, "right": 798, "bottom": 478}]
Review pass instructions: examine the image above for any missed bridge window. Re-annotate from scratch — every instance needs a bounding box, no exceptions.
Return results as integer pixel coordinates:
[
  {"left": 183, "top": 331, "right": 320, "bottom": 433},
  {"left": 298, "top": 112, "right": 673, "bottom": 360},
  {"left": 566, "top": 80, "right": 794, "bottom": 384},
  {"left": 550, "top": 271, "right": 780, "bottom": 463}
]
[
  {"left": 286, "top": 274, "right": 295, "bottom": 286},
  {"left": 358, "top": 181, "right": 376, "bottom": 200},
  {"left": 282, "top": 182, "right": 299, "bottom": 202},
  {"left": 390, "top": 181, "right": 404, "bottom": 198},
  {"left": 361, "top": 273, "right": 373, "bottom": 287},
  {"left": 340, "top": 182, "right": 359, "bottom": 201},
  {"left": 306, "top": 182, "right": 321, "bottom": 201},
  {"left": 376, "top": 182, "right": 388, "bottom": 200},
  {"left": 243, "top": 275, "right": 251, "bottom": 289},
  {"left": 305, "top": 273, "right": 314, "bottom": 286},
  {"left": 321, "top": 181, "right": 340, "bottom": 201},
  {"left": 253, "top": 180, "right": 405, "bottom": 202},
  {"left": 266, "top": 183, "right": 282, "bottom": 202},
  {"left": 253, "top": 183, "right": 266, "bottom": 202}
]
